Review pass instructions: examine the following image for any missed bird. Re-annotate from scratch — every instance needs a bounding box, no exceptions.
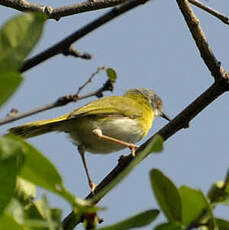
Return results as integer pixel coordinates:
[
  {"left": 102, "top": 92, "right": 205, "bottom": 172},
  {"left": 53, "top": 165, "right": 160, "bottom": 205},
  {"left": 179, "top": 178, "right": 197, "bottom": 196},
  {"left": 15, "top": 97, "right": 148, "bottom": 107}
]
[{"left": 9, "top": 88, "right": 170, "bottom": 192}]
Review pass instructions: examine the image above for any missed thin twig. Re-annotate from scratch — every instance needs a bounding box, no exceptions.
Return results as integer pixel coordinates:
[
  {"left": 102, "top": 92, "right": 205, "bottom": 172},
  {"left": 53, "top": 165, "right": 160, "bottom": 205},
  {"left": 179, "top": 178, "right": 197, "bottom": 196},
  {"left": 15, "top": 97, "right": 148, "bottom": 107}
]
[
  {"left": 1, "top": 0, "right": 128, "bottom": 20},
  {"left": 189, "top": 0, "right": 229, "bottom": 25},
  {"left": 0, "top": 78, "right": 114, "bottom": 126},
  {"left": 76, "top": 66, "right": 106, "bottom": 95},
  {"left": 19, "top": 0, "right": 149, "bottom": 73}
]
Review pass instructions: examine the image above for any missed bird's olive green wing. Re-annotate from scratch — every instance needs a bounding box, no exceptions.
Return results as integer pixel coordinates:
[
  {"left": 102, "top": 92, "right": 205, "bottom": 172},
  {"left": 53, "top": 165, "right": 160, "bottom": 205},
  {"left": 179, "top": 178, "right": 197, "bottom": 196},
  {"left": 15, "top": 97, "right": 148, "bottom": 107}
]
[{"left": 67, "top": 96, "right": 143, "bottom": 119}]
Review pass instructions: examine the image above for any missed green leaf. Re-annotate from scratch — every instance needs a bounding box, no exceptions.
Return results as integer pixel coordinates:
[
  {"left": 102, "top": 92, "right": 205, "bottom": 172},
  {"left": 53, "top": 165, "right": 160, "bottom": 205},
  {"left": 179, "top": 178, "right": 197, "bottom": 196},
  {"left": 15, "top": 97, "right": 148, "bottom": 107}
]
[
  {"left": 4, "top": 134, "right": 76, "bottom": 206},
  {"left": 181, "top": 187, "right": 217, "bottom": 230},
  {"left": 5, "top": 135, "right": 99, "bottom": 214},
  {"left": 154, "top": 222, "right": 185, "bottom": 230},
  {"left": 0, "top": 13, "right": 46, "bottom": 71},
  {"left": 0, "top": 213, "right": 24, "bottom": 230},
  {"left": 21, "top": 196, "right": 62, "bottom": 229},
  {"left": 5, "top": 197, "right": 62, "bottom": 229},
  {"left": 225, "top": 170, "right": 229, "bottom": 183},
  {"left": 91, "top": 135, "right": 163, "bottom": 203},
  {"left": 19, "top": 140, "right": 63, "bottom": 192},
  {"left": 106, "top": 68, "right": 117, "bottom": 82},
  {"left": 208, "top": 181, "right": 229, "bottom": 205},
  {"left": 98, "top": 209, "right": 159, "bottom": 230},
  {"left": 15, "top": 177, "right": 36, "bottom": 203},
  {"left": 179, "top": 186, "right": 208, "bottom": 226},
  {"left": 150, "top": 169, "right": 182, "bottom": 222},
  {"left": 0, "top": 159, "right": 17, "bottom": 215},
  {"left": 28, "top": 195, "right": 61, "bottom": 230},
  {"left": 5, "top": 198, "right": 24, "bottom": 224},
  {"left": 216, "top": 218, "right": 229, "bottom": 230},
  {"left": 0, "top": 136, "right": 25, "bottom": 215},
  {"left": 0, "top": 71, "right": 22, "bottom": 108},
  {"left": 23, "top": 199, "right": 46, "bottom": 221},
  {"left": 206, "top": 200, "right": 217, "bottom": 230},
  {"left": 208, "top": 170, "right": 229, "bottom": 206},
  {"left": 147, "top": 135, "right": 163, "bottom": 153}
]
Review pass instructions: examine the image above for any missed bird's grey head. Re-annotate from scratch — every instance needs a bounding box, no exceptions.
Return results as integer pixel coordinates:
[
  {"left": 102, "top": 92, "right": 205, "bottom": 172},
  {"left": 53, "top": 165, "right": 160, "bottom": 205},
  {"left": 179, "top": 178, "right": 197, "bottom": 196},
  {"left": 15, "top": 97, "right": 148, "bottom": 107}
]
[{"left": 127, "top": 88, "right": 170, "bottom": 121}]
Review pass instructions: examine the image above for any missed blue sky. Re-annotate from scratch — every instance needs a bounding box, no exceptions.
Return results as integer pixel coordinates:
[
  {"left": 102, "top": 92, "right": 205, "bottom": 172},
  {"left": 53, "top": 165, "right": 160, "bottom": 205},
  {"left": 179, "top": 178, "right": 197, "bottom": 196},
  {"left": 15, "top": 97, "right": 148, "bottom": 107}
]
[{"left": 1, "top": 0, "right": 229, "bottom": 229}]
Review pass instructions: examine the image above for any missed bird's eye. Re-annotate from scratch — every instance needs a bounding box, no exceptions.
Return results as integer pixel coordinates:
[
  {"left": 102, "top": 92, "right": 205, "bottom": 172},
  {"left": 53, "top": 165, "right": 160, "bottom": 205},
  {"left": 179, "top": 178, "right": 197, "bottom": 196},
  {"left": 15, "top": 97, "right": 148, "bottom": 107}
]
[{"left": 157, "top": 98, "right": 162, "bottom": 107}]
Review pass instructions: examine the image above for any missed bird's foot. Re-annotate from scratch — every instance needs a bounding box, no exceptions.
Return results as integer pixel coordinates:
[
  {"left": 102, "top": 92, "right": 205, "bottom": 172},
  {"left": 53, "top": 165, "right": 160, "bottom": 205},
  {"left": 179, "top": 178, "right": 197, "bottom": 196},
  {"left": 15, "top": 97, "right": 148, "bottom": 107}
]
[
  {"left": 128, "top": 144, "right": 139, "bottom": 157},
  {"left": 89, "top": 180, "right": 96, "bottom": 193}
]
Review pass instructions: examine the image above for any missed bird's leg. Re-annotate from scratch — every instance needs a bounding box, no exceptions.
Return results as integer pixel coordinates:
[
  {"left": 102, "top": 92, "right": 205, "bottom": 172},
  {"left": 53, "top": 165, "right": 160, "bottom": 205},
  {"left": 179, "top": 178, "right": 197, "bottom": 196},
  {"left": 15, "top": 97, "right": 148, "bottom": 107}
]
[
  {"left": 92, "top": 128, "right": 139, "bottom": 157},
  {"left": 77, "top": 145, "right": 96, "bottom": 192}
]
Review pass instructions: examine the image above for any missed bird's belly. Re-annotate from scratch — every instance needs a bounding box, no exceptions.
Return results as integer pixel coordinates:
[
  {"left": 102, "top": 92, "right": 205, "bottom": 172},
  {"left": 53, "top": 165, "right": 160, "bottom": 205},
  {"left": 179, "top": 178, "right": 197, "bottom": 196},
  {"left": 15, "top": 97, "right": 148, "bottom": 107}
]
[{"left": 67, "top": 117, "right": 144, "bottom": 154}]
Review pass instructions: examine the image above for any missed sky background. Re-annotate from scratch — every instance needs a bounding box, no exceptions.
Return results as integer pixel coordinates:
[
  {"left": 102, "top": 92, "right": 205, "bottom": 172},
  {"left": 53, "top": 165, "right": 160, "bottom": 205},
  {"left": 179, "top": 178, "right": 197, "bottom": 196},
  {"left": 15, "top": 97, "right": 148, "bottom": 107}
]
[{"left": 1, "top": 0, "right": 229, "bottom": 229}]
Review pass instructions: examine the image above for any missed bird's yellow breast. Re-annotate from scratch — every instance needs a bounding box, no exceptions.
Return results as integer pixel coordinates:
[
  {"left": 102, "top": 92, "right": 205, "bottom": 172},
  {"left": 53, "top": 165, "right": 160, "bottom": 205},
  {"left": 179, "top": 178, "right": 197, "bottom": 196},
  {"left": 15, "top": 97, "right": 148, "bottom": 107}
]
[
  {"left": 137, "top": 108, "right": 154, "bottom": 138},
  {"left": 124, "top": 90, "right": 154, "bottom": 137}
]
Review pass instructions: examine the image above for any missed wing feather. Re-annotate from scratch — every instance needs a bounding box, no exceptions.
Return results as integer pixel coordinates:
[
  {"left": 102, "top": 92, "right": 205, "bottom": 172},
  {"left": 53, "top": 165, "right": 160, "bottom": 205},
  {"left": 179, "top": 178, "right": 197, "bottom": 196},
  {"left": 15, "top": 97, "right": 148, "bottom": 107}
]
[{"left": 67, "top": 96, "right": 142, "bottom": 119}]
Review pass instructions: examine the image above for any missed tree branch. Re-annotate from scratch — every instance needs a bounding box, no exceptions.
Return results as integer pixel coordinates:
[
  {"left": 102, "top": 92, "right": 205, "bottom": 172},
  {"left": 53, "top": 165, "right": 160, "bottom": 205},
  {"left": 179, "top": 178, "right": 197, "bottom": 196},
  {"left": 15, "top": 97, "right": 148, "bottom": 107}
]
[
  {"left": 177, "top": 0, "right": 227, "bottom": 80},
  {"left": 19, "top": 0, "right": 149, "bottom": 73},
  {"left": 3, "top": 0, "right": 227, "bottom": 23},
  {"left": 1, "top": 0, "right": 128, "bottom": 20},
  {"left": 1, "top": 0, "right": 45, "bottom": 14},
  {"left": 189, "top": 0, "right": 229, "bottom": 25}
]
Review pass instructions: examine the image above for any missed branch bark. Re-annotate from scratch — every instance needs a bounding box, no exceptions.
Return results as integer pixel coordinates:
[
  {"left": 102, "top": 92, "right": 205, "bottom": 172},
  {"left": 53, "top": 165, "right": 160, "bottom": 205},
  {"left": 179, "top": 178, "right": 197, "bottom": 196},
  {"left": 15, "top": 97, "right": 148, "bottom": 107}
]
[
  {"left": 2, "top": 0, "right": 228, "bottom": 24},
  {"left": 1, "top": 0, "right": 128, "bottom": 20},
  {"left": 189, "top": 0, "right": 229, "bottom": 25},
  {"left": 177, "top": 0, "right": 226, "bottom": 80}
]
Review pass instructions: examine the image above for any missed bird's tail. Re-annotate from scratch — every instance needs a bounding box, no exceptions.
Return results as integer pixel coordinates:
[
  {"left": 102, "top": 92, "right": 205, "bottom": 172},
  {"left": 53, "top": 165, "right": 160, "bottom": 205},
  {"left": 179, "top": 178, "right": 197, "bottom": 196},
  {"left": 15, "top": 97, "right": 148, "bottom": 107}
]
[{"left": 9, "top": 114, "right": 68, "bottom": 138}]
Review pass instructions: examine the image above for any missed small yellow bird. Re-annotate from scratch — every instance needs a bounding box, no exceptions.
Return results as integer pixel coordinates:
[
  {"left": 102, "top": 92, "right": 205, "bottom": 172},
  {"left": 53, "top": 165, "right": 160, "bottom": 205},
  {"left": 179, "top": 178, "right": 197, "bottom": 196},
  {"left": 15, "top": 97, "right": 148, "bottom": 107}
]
[{"left": 9, "top": 88, "right": 170, "bottom": 191}]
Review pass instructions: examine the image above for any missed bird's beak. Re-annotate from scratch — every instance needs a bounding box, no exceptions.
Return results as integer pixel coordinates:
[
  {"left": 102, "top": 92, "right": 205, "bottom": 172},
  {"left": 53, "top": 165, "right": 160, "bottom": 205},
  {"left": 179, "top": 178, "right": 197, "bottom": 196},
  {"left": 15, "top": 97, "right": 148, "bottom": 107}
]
[{"left": 161, "top": 112, "right": 171, "bottom": 122}]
